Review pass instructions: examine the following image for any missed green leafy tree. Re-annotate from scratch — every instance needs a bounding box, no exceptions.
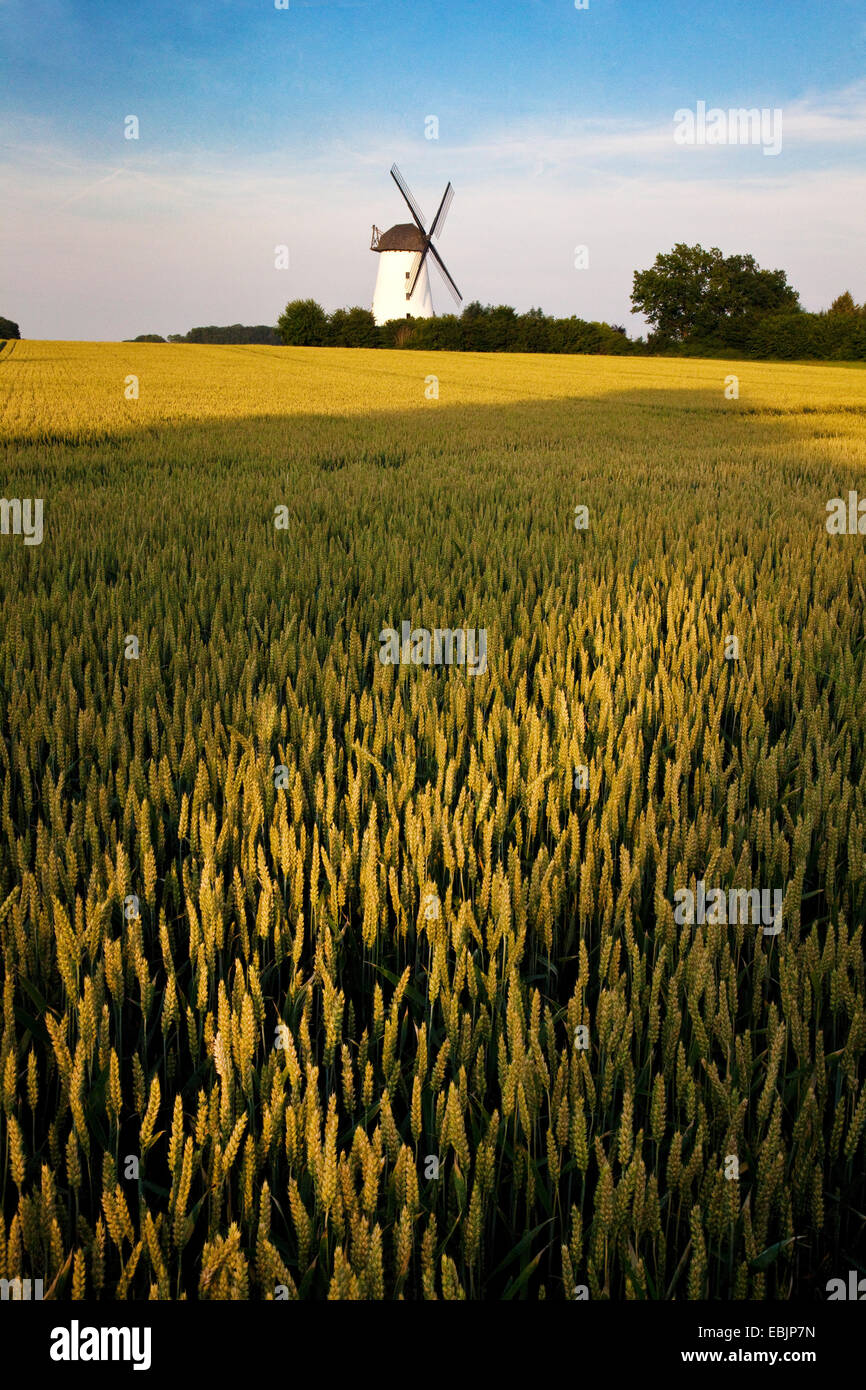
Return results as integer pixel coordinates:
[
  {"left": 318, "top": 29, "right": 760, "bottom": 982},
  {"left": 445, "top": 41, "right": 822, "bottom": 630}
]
[
  {"left": 328, "top": 307, "right": 378, "bottom": 347},
  {"left": 460, "top": 302, "right": 493, "bottom": 352},
  {"left": 403, "top": 314, "right": 462, "bottom": 350},
  {"left": 183, "top": 324, "right": 281, "bottom": 345},
  {"left": 277, "top": 299, "right": 329, "bottom": 346},
  {"left": 427, "top": 314, "right": 462, "bottom": 350},
  {"left": 343, "top": 307, "right": 378, "bottom": 347},
  {"left": 0, "top": 315, "right": 20, "bottom": 339},
  {"left": 631, "top": 243, "right": 799, "bottom": 346},
  {"left": 486, "top": 305, "right": 518, "bottom": 352},
  {"left": 327, "top": 308, "right": 349, "bottom": 345},
  {"left": 705, "top": 252, "right": 800, "bottom": 348},
  {"left": 515, "top": 307, "right": 551, "bottom": 353},
  {"left": 630, "top": 244, "right": 719, "bottom": 342}
]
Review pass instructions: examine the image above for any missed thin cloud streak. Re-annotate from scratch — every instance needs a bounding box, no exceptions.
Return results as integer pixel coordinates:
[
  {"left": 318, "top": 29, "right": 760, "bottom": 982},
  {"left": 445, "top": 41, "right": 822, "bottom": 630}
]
[{"left": 53, "top": 168, "right": 126, "bottom": 211}]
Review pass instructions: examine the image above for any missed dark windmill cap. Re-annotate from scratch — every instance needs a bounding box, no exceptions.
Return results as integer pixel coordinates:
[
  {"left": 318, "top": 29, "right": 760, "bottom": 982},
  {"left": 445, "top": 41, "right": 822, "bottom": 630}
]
[{"left": 374, "top": 223, "right": 427, "bottom": 252}]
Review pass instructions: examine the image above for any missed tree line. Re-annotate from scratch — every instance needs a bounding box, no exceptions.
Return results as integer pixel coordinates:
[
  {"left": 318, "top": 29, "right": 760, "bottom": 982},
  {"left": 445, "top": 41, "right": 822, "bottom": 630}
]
[
  {"left": 276, "top": 244, "right": 866, "bottom": 360},
  {"left": 277, "top": 298, "right": 634, "bottom": 353},
  {"left": 124, "top": 324, "right": 282, "bottom": 345},
  {"left": 9, "top": 243, "right": 862, "bottom": 359},
  {"left": 630, "top": 244, "right": 866, "bottom": 359}
]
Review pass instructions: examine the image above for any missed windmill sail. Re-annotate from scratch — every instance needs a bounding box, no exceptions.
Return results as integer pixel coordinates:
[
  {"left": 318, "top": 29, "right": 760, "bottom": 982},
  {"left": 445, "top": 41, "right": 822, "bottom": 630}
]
[
  {"left": 428, "top": 242, "right": 462, "bottom": 306},
  {"left": 429, "top": 184, "right": 454, "bottom": 240},
  {"left": 390, "top": 165, "right": 426, "bottom": 231},
  {"left": 407, "top": 250, "right": 424, "bottom": 298}
]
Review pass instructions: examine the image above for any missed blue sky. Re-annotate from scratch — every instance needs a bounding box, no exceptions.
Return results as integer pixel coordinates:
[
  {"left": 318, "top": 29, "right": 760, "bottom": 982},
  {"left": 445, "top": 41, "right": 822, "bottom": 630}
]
[{"left": 3, "top": 0, "right": 865, "bottom": 338}]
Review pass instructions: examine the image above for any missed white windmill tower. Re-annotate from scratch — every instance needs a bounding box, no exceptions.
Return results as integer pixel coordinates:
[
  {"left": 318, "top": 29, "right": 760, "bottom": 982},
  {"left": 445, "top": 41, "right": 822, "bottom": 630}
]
[{"left": 370, "top": 164, "right": 462, "bottom": 327}]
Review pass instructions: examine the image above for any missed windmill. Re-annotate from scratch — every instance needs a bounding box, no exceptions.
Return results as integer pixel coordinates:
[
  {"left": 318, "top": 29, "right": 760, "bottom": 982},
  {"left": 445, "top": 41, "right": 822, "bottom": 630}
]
[{"left": 370, "top": 164, "right": 462, "bottom": 326}]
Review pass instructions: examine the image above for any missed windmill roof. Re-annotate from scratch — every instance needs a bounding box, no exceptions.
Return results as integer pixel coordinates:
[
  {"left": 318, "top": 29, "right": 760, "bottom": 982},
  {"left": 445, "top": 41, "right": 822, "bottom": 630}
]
[{"left": 375, "top": 223, "right": 427, "bottom": 252}]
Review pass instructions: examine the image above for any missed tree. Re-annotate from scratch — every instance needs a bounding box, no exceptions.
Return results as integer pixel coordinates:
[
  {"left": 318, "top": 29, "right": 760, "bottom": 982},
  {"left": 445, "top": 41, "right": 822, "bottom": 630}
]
[
  {"left": 0, "top": 316, "right": 20, "bottom": 339},
  {"left": 428, "top": 314, "right": 462, "bottom": 350},
  {"left": 277, "top": 299, "right": 329, "bottom": 346},
  {"left": 184, "top": 324, "right": 281, "bottom": 345},
  {"left": 631, "top": 244, "right": 718, "bottom": 342},
  {"left": 460, "top": 302, "right": 494, "bottom": 352},
  {"left": 328, "top": 307, "right": 378, "bottom": 347},
  {"left": 327, "top": 308, "right": 349, "bottom": 345},
  {"left": 515, "top": 307, "right": 551, "bottom": 353},
  {"left": 828, "top": 292, "right": 860, "bottom": 315},
  {"left": 343, "top": 307, "right": 378, "bottom": 347},
  {"left": 631, "top": 243, "right": 799, "bottom": 346},
  {"left": 379, "top": 319, "right": 417, "bottom": 349},
  {"left": 706, "top": 252, "right": 800, "bottom": 348}
]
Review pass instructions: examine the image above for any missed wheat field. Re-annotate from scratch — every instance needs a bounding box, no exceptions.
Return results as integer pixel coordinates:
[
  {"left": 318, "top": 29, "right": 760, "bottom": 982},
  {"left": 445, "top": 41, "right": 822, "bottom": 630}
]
[{"left": 0, "top": 339, "right": 864, "bottom": 1300}]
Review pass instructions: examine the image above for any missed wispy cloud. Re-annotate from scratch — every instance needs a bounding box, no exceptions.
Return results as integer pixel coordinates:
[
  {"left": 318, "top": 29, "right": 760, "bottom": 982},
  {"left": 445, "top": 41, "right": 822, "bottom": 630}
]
[
  {"left": 53, "top": 167, "right": 126, "bottom": 211},
  {"left": 350, "top": 82, "right": 866, "bottom": 179}
]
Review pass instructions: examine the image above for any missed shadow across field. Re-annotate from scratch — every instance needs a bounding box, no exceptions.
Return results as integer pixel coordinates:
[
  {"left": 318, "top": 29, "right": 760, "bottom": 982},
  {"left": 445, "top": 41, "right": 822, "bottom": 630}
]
[{"left": 4, "top": 386, "right": 863, "bottom": 724}]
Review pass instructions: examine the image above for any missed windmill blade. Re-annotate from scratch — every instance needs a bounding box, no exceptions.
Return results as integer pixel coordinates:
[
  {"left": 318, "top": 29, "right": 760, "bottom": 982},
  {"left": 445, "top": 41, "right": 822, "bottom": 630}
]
[
  {"left": 428, "top": 242, "right": 462, "bottom": 306},
  {"left": 390, "top": 163, "right": 427, "bottom": 231},
  {"left": 406, "top": 247, "right": 427, "bottom": 299},
  {"left": 429, "top": 183, "right": 454, "bottom": 240}
]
